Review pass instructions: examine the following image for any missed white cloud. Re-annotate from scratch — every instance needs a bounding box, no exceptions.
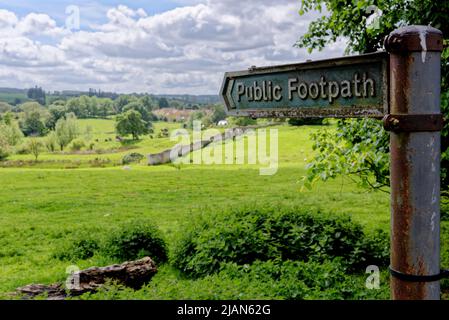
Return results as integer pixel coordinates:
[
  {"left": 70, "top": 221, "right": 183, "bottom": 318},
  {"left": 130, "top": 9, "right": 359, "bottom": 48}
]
[
  {"left": 0, "top": 9, "right": 18, "bottom": 29},
  {"left": 0, "top": 2, "right": 347, "bottom": 94},
  {"left": 17, "top": 13, "right": 63, "bottom": 36}
]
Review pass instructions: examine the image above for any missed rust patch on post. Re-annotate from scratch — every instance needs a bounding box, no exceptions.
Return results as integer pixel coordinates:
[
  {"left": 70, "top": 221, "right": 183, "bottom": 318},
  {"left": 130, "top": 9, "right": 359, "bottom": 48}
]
[
  {"left": 383, "top": 114, "right": 444, "bottom": 132},
  {"left": 386, "top": 25, "right": 443, "bottom": 300},
  {"left": 390, "top": 133, "right": 415, "bottom": 298},
  {"left": 385, "top": 25, "right": 443, "bottom": 53},
  {"left": 390, "top": 134, "right": 429, "bottom": 299},
  {"left": 389, "top": 54, "right": 411, "bottom": 114}
]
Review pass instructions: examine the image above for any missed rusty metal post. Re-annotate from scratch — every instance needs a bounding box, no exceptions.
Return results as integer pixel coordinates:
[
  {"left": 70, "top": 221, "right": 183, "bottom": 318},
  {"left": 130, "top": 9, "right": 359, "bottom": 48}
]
[{"left": 385, "top": 26, "right": 443, "bottom": 300}]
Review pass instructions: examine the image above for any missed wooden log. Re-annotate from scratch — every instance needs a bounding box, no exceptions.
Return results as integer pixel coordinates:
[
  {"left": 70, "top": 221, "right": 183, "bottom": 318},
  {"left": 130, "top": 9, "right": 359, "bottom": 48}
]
[{"left": 16, "top": 257, "right": 157, "bottom": 299}]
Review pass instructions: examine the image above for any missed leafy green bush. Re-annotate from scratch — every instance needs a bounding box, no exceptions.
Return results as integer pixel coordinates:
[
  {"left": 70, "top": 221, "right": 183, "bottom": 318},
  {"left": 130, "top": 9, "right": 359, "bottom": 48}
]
[
  {"left": 103, "top": 220, "right": 168, "bottom": 263},
  {"left": 122, "top": 152, "right": 144, "bottom": 164},
  {"left": 218, "top": 259, "right": 388, "bottom": 300},
  {"left": 172, "top": 207, "right": 389, "bottom": 277},
  {"left": 54, "top": 236, "right": 100, "bottom": 261},
  {"left": 15, "top": 143, "right": 30, "bottom": 155},
  {"left": 76, "top": 261, "right": 389, "bottom": 300},
  {"left": 68, "top": 138, "right": 86, "bottom": 151},
  {"left": 45, "top": 131, "right": 58, "bottom": 152},
  {"left": 0, "top": 135, "right": 10, "bottom": 160},
  {"left": 304, "top": 118, "right": 390, "bottom": 192},
  {"left": 441, "top": 192, "right": 449, "bottom": 221},
  {"left": 227, "top": 116, "right": 257, "bottom": 127},
  {"left": 87, "top": 141, "right": 96, "bottom": 151}
]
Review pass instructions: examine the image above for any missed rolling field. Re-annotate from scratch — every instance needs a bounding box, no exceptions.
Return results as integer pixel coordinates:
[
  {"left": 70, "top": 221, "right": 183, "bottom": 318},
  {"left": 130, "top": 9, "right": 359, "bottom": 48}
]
[
  {"left": 6, "top": 120, "right": 183, "bottom": 165},
  {"left": 0, "top": 121, "right": 398, "bottom": 298}
]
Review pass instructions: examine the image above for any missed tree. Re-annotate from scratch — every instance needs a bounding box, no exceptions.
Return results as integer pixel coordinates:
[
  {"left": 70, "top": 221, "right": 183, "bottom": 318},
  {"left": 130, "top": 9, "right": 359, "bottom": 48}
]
[
  {"left": 158, "top": 97, "right": 169, "bottom": 109},
  {"left": 115, "top": 110, "right": 150, "bottom": 140},
  {"left": 46, "top": 105, "right": 68, "bottom": 130},
  {"left": 114, "top": 95, "right": 136, "bottom": 114},
  {"left": 140, "top": 95, "right": 155, "bottom": 111},
  {"left": 211, "top": 104, "right": 227, "bottom": 123},
  {"left": 45, "top": 131, "right": 58, "bottom": 152},
  {"left": 27, "top": 86, "right": 46, "bottom": 105},
  {"left": 0, "top": 112, "right": 13, "bottom": 125},
  {"left": 98, "top": 98, "right": 114, "bottom": 117},
  {"left": 66, "top": 98, "right": 83, "bottom": 118},
  {"left": 20, "top": 111, "right": 47, "bottom": 137},
  {"left": 17, "top": 101, "right": 44, "bottom": 114},
  {"left": 0, "top": 101, "right": 12, "bottom": 114},
  {"left": 228, "top": 116, "right": 257, "bottom": 127},
  {"left": 0, "top": 134, "right": 10, "bottom": 161},
  {"left": 87, "top": 96, "right": 99, "bottom": 117},
  {"left": 123, "top": 101, "right": 157, "bottom": 122},
  {"left": 27, "top": 138, "right": 42, "bottom": 161},
  {"left": 0, "top": 117, "right": 23, "bottom": 161},
  {"left": 187, "top": 111, "right": 205, "bottom": 129},
  {"left": 55, "top": 113, "right": 79, "bottom": 151},
  {"left": 297, "top": 0, "right": 449, "bottom": 191},
  {"left": 0, "top": 120, "right": 24, "bottom": 146}
]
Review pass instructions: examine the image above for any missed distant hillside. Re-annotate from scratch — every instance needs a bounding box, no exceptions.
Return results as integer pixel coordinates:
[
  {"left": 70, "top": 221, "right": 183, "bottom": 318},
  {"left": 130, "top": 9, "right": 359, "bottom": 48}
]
[
  {"left": 155, "top": 94, "right": 221, "bottom": 105},
  {"left": 0, "top": 87, "right": 221, "bottom": 106},
  {"left": 0, "top": 87, "right": 30, "bottom": 105},
  {"left": 0, "top": 87, "right": 27, "bottom": 94}
]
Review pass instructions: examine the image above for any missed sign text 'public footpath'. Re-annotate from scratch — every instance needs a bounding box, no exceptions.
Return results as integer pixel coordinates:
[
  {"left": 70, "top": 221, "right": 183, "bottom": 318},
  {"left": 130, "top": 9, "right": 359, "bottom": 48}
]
[{"left": 221, "top": 52, "right": 388, "bottom": 118}]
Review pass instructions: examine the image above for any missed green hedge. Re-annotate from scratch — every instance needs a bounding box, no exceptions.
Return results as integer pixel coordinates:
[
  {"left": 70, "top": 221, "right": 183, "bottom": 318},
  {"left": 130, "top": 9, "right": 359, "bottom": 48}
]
[{"left": 172, "top": 207, "right": 389, "bottom": 278}]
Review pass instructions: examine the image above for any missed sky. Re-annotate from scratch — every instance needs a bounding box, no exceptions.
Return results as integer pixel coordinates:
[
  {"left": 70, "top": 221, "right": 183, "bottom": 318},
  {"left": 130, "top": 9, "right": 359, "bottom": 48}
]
[{"left": 0, "top": 0, "right": 346, "bottom": 95}]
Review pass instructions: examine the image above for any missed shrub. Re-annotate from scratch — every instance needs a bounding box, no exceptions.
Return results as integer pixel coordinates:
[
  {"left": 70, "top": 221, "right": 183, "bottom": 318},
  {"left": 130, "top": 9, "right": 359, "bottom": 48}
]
[
  {"left": 228, "top": 116, "right": 257, "bottom": 127},
  {"left": 45, "top": 132, "right": 58, "bottom": 152},
  {"left": 27, "top": 138, "right": 43, "bottom": 161},
  {"left": 87, "top": 141, "right": 95, "bottom": 151},
  {"left": 15, "top": 143, "right": 30, "bottom": 155},
  {"left": 122, "top": 152, "right": 144, "bottom": 164},
  {"left": 78, "top": 260, "right": 389, "bottom": 300},
  {"left": 0, "top": 121, "right": 24, "bottom": 146},
  {"left": 103, "top": 220, "right": 168, "bottom": 263},
  {"left": 172, "top": 207, "right": 389, "bottom": 278},
  {"left": 217, "top": 259, "right": 387, "bottom": 300},
  {"left": 0, "top": 136, "right": 10, "bottom": 160},
  {"left": 441, "top": 192, "right": 449, "bottom": 221},
  {"left": 54, "top": 236, "right": 100, "bottom": 261},
  {"left": 68, "top": 138, "right": 86, "bottom": 151}
]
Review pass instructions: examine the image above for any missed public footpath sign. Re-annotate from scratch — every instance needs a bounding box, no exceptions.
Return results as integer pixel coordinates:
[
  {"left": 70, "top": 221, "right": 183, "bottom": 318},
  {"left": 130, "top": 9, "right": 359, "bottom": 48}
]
[
  {"left": 221, "top": 52, "right": 388, "bottom": 119},
  {"left": 221, "top": 25, "right": 446, "bottom": 300}
]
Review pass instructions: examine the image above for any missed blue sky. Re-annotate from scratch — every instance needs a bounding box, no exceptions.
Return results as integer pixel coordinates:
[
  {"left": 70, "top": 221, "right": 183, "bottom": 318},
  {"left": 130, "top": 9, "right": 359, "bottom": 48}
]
[
  {"left": 0, "top": 1, "right": 345, "bottom": 94},
  {"left": 0, "top": 0, "right": 201, "bottom": 29}
]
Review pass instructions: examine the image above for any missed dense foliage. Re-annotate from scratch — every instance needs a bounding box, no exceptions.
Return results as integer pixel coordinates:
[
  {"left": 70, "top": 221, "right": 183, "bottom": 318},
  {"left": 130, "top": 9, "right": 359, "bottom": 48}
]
[
  {"left": 102, "top": 220, "right": 168, "bottom": 264},
  {"left": 122, "top": 152, "right": 145, "bottom": 164},
  {"left": 304, "top": 119, "right": 389, "bottom": 191},
  {"left": 55, "top": 220, "right": 168, "bottom": 264},
  {"left": 297, "top": 0, "right": 449, "bottom": 191},
  {"left": 115, "top": 110, "right": 150, "bottom": 140},
  {"left": 55, "top": 113, "right": 79, "bottom": 151},
  {"left": 78, "top": 260, "right": 388, "bottom": 300},
  {"left": 172, "top": 207, "right": 389, "bottom": 278},
  {"left": 54, "top": 235, "right": 100, "bottom": 261}
]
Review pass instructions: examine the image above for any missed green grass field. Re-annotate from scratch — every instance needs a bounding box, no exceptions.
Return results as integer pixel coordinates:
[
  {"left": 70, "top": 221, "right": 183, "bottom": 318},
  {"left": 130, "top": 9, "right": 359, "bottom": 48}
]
[
  {"left": 3, "top": 119, "right": 448, "bottom": 299},
  {"left": 6, "top": 119, "right": 182, "bottom": 165},
  {"left": 0, "top": 120, "right": 398, "bottom": 299}
]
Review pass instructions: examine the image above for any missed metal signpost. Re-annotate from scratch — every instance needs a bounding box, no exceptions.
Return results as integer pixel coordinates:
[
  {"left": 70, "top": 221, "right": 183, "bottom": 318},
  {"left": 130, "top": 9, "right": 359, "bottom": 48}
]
[
  {"left": 221, "top": 52, "right": 389, "bottom": 119},
  {"left": 220, "top": 25, "right": 445, "bottom": 300}
]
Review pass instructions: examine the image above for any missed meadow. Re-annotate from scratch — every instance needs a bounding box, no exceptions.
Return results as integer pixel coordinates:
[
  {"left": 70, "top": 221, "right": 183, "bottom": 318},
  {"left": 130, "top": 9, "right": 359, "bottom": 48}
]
[{"left": 0, "top": 120, "right": 446, "bottom": 299}]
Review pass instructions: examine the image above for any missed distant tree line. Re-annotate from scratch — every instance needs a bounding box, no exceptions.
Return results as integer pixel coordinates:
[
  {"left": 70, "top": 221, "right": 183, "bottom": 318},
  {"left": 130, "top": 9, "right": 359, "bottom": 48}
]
[
  {"left": 27, "top": 86, "right": 46, "bottom": 105},
  {"left": 0, "top": 86, "right": 232, "bottom": 159}
]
